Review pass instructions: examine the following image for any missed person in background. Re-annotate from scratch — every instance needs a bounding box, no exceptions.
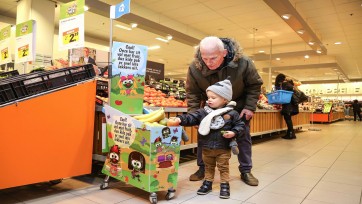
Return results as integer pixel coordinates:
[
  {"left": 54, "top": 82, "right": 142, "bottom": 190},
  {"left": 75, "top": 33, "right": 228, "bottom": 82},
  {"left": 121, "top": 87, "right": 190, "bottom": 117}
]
[
  {"left": 352, "top": 99, "right": 361, "bottom": 121},
  {"left": 79, "top": 47, "right": 96, "bottom": 65},
  {"left": 261, "top": 86, "right": 267, "bottom": 97},
  {"left": 172, "top": 78, "right": 244, "bottom": 199},
  {"left": 186, "top": 36, "right": 263, "bottom": 186},
  {"left": 274, "top": 73, "right": 299, "bottom": 139},
  {"left": 79, "top": 47, "right": 100, "bottom": 75}
]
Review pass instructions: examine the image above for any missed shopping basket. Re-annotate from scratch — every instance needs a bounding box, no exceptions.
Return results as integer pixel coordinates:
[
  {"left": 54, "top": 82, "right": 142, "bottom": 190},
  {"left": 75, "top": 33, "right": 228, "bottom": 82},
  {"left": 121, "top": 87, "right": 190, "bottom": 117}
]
[{"left": 266, "top": 90, "right": 293, "bottom": 104}]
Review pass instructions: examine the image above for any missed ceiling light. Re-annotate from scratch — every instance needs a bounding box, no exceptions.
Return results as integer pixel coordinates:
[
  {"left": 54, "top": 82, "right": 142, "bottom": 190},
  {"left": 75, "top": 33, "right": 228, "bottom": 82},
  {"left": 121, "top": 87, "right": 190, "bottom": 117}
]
[
  {"left": 115, "top": 24, "right": 132, "bottom": 30},
  {"left": 276, "top": 58, "right": 281, "bottom": 60},
  {"left": 84, "top": 5, "right": 89, "bottom": 11},
  {"left": 258, "top": 50, "right": 265, "bottom": 53},
  {"left": 304, "top": 55, "right": 309, "bottom": 59},
  {"left": 316, "top": 50, "right": 322, "bottom": 54},
  {"left": 281, "top": 14, "right": 291, "bottom": 19},
  {"left": 130, "top": 23, "right": 138, "bottom": 28},
  {"left": 156, "top": 37, "right": 169, "bottom": 43},
  {"left": 148, "top": 45, "right": 160, "bottom": 50},
  {"left": 297, "top": 29, "right": 305, "bottom": 34},
  {"left": 308, "top": 41, "right": 315, "bottom": 45},
  {"left": 166, "top": 35, "right": 173, "bottom": 40},
  {"left": 334, "top": 42, "right": 342, "bottom": 45}
]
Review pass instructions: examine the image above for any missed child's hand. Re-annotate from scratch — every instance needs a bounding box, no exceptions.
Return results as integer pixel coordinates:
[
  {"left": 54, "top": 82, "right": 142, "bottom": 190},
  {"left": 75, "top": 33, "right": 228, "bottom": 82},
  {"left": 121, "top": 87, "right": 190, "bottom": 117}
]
[
  {"left": 167, "top": 117, "right": 181, "bottom": 126},
  {"left": 221, "top": 131, "right": 235, "bottom": 138}
]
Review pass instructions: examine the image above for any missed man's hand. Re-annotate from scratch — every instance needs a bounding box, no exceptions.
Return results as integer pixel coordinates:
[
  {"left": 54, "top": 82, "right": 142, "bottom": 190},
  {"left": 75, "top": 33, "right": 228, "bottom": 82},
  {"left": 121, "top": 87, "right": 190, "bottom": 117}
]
[{"left": 240, "top": 109, "right": 254, "bottom": 120}]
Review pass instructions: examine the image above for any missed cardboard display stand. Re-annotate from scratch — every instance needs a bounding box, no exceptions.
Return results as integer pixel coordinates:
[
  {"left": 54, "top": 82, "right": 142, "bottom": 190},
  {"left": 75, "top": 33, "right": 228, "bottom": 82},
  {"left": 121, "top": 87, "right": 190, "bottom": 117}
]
[{"left": 101, "top": 105, "right": 182, "bottom": 203}]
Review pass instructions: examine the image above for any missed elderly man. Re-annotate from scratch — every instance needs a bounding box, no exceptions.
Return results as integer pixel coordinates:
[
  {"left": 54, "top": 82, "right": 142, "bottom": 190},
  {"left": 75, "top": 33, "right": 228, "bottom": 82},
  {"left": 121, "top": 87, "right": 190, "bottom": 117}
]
[{"left": 186, "top": 36, "right": 263, "bottom": 186}]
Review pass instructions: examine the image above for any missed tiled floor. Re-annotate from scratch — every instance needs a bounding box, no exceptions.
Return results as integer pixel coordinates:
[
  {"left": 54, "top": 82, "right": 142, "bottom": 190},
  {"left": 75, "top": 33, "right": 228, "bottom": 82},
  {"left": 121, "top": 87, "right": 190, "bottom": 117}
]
[{"left": 1, "top": 120, "right": 361, "bottom": 204}]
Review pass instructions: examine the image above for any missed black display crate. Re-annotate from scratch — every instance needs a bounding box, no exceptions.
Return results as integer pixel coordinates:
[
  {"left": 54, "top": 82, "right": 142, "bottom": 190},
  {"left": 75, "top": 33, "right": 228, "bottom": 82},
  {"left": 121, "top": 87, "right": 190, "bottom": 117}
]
[
  {"left": 0, "top": 64, "right": 95, "bottom": 105},
  {"left": 0, "top": 70, "right": 19, "bottom": 79}
]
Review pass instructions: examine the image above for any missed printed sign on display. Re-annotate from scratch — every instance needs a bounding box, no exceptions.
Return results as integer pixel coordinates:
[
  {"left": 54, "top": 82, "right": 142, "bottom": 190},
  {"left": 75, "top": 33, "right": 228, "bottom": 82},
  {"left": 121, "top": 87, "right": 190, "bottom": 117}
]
[
  {"left": 58, "top": 0, "right": 85, "bottom": 50},
  {"left": 109, "top": 41, "right": 147, "bottom": 114},
  {"left": 0, "top": 25, "right": 12, "bottom": 65},
  {"left": 15, "top": 20, "right": 35, "bottom": 63}
]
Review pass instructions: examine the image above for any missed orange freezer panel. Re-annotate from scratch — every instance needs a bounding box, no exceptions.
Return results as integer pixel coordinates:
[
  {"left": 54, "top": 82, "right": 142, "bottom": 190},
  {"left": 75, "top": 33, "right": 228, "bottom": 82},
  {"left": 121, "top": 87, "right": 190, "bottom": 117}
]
[{"left": 0, "top": 81, "right": 96, "bottom": 189}]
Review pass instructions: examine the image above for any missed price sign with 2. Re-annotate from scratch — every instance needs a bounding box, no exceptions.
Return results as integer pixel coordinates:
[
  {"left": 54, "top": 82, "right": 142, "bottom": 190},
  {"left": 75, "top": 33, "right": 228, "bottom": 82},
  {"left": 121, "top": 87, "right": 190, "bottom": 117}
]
[
  {"left": 1, "top": 48, "right": 8, "bottom": 60},
  {"left": 18, "top": 45, "right": 29, "bottom": 58},
  {"left": 62, "top": 28, "right": 79, "bottom": 45}
]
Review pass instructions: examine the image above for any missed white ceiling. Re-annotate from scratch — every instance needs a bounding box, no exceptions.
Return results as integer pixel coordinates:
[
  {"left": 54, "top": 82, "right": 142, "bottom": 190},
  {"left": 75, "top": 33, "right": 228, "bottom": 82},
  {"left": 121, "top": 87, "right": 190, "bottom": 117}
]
[{"left": 0, "top": 0, "right": 361, "bottom": 84}]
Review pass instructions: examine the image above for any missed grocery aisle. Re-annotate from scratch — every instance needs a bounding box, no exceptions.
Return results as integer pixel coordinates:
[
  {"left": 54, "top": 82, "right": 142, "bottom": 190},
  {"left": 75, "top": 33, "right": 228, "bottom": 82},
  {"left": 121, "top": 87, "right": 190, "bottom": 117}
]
[{"left": 1, "top": 121, "right": 361, "bottom": 204}]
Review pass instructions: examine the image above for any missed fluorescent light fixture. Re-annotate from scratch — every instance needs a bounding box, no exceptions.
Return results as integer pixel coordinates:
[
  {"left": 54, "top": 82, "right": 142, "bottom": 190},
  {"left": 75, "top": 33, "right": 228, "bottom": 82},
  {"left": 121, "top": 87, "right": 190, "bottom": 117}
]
[
  {"left": 297, "top": 29, "right": 305, "bottom": 34},
  {"left": 281, "top": 14, "right": 291, "bottom": 19},
  {"left": 130, "top": 23, "right": 138, "bottom": 28},
  {"left": 148, "top": 45, "right": 160, "bottom": 50},
  {"left": 304, "top": 55, "right": 309, "bottom": 59},
  {"left": 258, "top": 50, "right": 265, "bottom": 53},
  {"left": 115, "top": 24, "right": 132, "bottom": 30},
  {"left": 84, "top": 5, "right": 89, "bottom": 11},
  {"left": 334, "top": 42, "right": 342, "bottom": 45},
  {"left": 155, "top": 37, "right": 169, "bottom": 43}
]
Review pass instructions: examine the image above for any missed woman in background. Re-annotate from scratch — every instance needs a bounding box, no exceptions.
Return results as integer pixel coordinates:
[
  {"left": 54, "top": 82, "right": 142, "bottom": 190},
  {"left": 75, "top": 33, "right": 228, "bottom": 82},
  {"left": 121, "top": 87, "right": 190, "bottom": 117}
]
[
  {"left": 274, "top": 73, "right": 299, "bottom": 139},
  {"left": 352, "top": 99, "right": 361, "bottom": 121}
]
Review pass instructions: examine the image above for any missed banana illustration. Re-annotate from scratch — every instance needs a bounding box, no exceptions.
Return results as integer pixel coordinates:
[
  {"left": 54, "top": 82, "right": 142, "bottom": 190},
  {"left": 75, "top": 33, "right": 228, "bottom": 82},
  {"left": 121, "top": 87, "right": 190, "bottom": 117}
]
[
  {"left": 138, "top": 109, "right": 165, "bottom": 123},
  {"left": 133, "top": 108, "right": 163, "bottom": 120}
]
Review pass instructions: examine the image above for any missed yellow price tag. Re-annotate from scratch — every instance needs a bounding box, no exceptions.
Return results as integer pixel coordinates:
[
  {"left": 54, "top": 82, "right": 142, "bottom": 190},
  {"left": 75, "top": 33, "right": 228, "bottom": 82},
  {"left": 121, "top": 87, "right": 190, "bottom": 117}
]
[
  {"left": 62, "top": 28, "right": 79, "bottom": 45},
  {"left": 18, "top": 45, "right": 29, "bottom": 58},
  {"left": 1, "top": 48, "right": 8, "bottom": 60}
]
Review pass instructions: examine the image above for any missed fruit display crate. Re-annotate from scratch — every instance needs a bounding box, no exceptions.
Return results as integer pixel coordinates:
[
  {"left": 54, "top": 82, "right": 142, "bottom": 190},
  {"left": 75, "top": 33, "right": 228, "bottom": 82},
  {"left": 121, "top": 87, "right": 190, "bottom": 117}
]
[
  {"left": 0, "top": 70, "right": 19, "bottom": 79},
  {"left": 0, "top": 64, "right": 95, "bottom": 106}
]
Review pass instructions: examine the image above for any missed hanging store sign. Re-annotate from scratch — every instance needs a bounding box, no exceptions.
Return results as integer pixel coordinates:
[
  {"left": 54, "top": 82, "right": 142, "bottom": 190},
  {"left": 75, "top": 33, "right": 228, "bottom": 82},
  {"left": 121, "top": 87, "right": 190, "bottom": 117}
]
[
  {"left": 110, "top": 41, "right": 148, "bottom": 114},
  {"left": 0, "top": 25, "right": 12, "bottom": 65},
  {"left": 110, "top": 0, "right": 131, "bottom": 19},
  {"left": 58, "top": 0, "right": 85, "bottom": 50},
  {"left": 15, "top": 20, "right": 36, "bottom": 63}
]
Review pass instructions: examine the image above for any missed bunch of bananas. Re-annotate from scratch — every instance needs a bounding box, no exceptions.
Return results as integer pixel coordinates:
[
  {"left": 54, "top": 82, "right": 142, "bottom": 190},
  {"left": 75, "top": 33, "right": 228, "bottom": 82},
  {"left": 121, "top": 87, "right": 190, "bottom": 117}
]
[{"left": 133, "top": 108, "right": 165, "bottom": 123}]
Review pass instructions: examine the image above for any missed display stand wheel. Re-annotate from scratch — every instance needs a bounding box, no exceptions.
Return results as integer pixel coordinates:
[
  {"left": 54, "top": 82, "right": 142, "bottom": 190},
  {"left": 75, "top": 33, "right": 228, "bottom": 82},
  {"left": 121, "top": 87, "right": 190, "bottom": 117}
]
[
  {"left": 165, "top": 188, "right": 176, "bottom": 200},
  {"left": 100, "top": 182, "right": 109, "bottom": 190},
  {"left": 49, "top": 179, "right": 63, "bottom": 185},
  {"left": 100, "top": 175, "right": 110, "bottom": 190},
  {"left": 149, "top": 192, "right": 157, "bottom": 204}
]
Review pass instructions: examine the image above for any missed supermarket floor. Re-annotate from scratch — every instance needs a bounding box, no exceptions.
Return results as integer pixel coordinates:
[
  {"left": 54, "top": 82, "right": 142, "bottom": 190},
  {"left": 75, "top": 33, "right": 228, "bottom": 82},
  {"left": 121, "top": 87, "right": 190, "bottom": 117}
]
[{"left": 1, "top": 120, "right": 362, "bottom": 204}]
